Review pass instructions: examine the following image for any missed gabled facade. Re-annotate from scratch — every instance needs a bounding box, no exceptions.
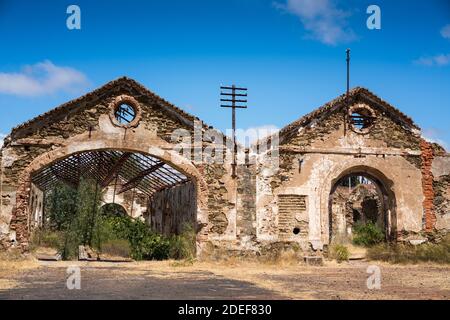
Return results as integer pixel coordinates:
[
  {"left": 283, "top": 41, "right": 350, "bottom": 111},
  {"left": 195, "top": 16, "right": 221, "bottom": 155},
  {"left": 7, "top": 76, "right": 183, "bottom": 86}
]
[{"left": 0, "top": 78, "right": 449, "bottom": 258}]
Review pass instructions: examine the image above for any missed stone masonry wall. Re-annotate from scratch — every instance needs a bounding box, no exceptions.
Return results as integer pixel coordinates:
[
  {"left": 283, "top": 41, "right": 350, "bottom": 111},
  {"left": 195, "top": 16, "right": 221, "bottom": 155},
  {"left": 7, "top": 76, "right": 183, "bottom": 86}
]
[
  {"left": 0, "top": 79, "right": 235, "bottom": 251},
  {"left": 420, "top": 140, "right": 436, "bottom": 232}
]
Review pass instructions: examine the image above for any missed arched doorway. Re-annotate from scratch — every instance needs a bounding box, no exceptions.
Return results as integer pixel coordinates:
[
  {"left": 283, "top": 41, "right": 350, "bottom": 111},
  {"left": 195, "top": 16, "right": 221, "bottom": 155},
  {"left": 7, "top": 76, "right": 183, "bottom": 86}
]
[
  {"left": 100, "top": 203, "right": 128, "bottom": 217},
  {"left": 30, "top": 149, "right": 197, "bottom": 237},
  {"left": 10, "top": 141, "right": 209, "bottom": 250},
  {"left": 328, "top": 166, "right": 397, "bottom": 243}
]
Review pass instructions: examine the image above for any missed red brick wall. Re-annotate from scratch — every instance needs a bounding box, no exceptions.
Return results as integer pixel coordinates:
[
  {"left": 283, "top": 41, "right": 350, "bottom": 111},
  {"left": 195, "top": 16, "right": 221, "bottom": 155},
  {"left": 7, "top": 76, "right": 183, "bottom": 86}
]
[{"left": 420, "top": 140, "right": 436, "bottom": 232}]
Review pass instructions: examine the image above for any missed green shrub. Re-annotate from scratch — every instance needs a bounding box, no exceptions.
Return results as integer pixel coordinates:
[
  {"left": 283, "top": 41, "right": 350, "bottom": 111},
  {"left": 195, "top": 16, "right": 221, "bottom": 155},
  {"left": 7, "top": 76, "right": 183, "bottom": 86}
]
[
  {"left": 169, "top": 224, "right": 196, "bottom": 261},
  {"left": 45, "top": 183, "right": 77, "bottom": 231},
  {"left": 75, "top": 178, "right": 104, "bottom": 247},
  {"left": 105, "top": 214, "right": 171, "bottom": 260},
  {"left": 330, "top": 244, "right": 350, "bottom": 263},
  {"left": 43, "top": 178, "right": 196, "bottom": 261},
  {"left": 352, "top": 222, "right": 385, "bottom": 247}
]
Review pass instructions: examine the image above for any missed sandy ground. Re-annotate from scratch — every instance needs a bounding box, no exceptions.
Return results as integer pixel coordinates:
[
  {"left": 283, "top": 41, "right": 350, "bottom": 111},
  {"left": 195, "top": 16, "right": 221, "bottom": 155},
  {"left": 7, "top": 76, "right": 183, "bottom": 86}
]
[{"left": 0, "top": 258, "right": 449, "bottom": 300}]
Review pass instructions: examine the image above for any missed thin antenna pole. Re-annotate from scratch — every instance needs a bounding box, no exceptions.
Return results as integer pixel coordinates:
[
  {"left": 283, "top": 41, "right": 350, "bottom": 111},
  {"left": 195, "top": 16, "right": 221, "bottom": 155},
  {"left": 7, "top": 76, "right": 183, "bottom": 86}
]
[
  {"left": 346, "top": 48, "right": 350, "bottom": 96},
  {"left": 344, "top": 49, "right": 351, "bottom": 136}
]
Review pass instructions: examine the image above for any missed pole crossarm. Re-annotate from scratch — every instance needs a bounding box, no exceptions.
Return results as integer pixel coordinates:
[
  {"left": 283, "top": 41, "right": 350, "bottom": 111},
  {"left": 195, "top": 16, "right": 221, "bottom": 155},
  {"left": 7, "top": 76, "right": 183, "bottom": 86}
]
[{"left": 220, "top": 84, "right": 248, "bottom": 178}]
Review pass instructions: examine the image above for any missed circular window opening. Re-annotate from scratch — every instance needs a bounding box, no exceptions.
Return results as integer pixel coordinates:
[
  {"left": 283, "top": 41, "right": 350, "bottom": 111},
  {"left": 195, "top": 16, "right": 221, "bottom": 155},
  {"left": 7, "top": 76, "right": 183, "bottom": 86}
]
[
  {"left": 114, "top": 103, "right": 136, "bottom": 125},
  {"left": 293, "top": 227, "right": 301, "bottom": 235},
  {"left": 351, "top": 112, "right": 373, "bottom": 130},
  {"left": 348, "top": 105, "right": 376, "bottom": 133}
]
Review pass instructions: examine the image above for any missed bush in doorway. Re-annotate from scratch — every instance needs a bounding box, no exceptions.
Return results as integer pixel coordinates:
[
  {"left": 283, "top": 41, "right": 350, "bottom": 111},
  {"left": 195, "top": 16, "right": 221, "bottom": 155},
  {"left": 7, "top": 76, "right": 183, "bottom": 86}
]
[
  {"left": 352, "top": 222, "right": 385, "bottom": 247},
  {"left": 104, "top": 214, "right": 171, "bottom": 260}
]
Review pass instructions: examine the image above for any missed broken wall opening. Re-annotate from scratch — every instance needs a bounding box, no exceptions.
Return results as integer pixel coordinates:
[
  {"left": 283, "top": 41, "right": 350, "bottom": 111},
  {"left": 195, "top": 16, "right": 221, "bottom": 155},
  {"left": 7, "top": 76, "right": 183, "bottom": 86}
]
[{"left": 30, "top": 149, "right": 196, "bottom": 243}]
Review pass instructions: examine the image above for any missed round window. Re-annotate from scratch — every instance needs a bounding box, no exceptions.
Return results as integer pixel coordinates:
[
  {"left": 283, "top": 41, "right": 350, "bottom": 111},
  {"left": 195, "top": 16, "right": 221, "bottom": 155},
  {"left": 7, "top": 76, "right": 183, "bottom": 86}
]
[
  {"left": 115, "top": 103, "right": 136, "bottom": 125},
  {"left": 109, "top": 95, "right": 142, "bottom": 128},
  {"left": 348, "top": 104, "right": 376, "bottom": 134}
]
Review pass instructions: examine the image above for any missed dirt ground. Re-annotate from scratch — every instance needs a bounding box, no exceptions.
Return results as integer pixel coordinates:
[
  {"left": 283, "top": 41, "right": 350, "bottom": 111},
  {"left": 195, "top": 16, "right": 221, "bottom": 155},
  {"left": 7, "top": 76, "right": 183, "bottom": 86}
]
[{"left": 0, "top": 258, "right": 449, "bottom": 300}]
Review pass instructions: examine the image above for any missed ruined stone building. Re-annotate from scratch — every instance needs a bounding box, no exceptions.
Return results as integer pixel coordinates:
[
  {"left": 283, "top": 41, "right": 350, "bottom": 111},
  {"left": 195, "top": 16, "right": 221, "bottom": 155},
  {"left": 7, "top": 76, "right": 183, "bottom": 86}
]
[{"left": 0, "top": 77, "right": 449, "bottom": 257}]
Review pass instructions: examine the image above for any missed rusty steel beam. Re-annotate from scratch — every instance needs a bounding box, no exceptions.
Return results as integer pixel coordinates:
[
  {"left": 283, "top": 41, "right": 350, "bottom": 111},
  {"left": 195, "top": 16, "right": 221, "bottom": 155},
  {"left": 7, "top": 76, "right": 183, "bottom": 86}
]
[
  {"left": 100, "top": 152, "right": 132, "bottom": 188},
  {"left": 118, "top": 161, "right": 165, "bottom": 194}
]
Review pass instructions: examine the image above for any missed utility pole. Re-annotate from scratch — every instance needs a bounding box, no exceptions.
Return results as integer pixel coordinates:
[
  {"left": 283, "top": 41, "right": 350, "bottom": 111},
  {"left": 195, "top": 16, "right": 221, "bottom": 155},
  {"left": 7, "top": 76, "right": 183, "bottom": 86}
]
[
  {"left": 220, "top": 85, "right": 247, "bottom": 178},
  {"left": 346, "top": 48, "right": 350, "bottom": 98},
  {"left": 344, "top": 48, "right": 351, "bottom": 136}
]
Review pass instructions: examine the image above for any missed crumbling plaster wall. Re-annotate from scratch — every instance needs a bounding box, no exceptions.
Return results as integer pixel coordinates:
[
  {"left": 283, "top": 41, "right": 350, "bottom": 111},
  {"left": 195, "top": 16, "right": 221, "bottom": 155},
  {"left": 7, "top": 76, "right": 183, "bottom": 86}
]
[{"left": 255, "top": 103, "right": 426, "bottom": 251}]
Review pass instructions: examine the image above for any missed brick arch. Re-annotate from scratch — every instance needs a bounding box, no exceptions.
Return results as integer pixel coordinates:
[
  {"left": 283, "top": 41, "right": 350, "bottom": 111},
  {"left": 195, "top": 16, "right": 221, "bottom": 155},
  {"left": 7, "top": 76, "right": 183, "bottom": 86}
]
[
  {"left": 10, "top": 138, "right": 210, "bottom": 250},
  {"left": 319, "top": 163, "right": 397, "bottom": 245}
]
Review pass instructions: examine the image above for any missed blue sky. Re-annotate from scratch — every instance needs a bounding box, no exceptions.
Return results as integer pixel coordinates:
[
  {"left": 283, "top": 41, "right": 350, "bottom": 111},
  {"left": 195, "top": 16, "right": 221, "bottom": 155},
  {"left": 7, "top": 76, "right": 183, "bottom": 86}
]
[{"left": 1, "top": 0, "right": 449, "bottom": 148}]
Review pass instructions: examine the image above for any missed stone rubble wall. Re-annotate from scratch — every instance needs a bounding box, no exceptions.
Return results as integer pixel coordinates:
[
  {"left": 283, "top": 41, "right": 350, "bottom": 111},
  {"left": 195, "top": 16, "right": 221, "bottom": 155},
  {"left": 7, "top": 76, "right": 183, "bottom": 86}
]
[{"left": 431, "top": 152, "right": 450, "bottom": 233}]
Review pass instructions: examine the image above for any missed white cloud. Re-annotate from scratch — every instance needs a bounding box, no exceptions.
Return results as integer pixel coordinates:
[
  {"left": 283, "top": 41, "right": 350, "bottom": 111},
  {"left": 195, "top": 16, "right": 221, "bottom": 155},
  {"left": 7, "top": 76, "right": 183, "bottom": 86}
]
[
  {"left": 422, "top": 128, "right": 448, "bottom": 151},
  {"left": 414, "top": 54, "right": 450, "bottom": 67},
  {"left": 0, "top": 133, "right": 6, "bottom": 149},
  {"left": 441, "top": 24, "right": 450, "bottom": 40},
  {"left": 234, "top": 125, "right": 280, "bottom": 147},
  {"left": 275, "top": 0, "right": 356, "bottom": 45},
  {"left": 0, "top": 60, "right": 89, "bottom": 96}
]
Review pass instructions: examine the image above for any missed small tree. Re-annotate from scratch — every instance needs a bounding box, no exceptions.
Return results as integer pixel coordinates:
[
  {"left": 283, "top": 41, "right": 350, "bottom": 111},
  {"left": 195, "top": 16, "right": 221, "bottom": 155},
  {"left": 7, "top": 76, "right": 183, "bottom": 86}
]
[
  {"left": 45, "top": 182, "right": 77, "bottom": 231},
  {"left": 74, "top": 178, "right": 103, "bottom": 247},
  {"left": 45, "top": 178, "right": 104, "bottom": 259}
]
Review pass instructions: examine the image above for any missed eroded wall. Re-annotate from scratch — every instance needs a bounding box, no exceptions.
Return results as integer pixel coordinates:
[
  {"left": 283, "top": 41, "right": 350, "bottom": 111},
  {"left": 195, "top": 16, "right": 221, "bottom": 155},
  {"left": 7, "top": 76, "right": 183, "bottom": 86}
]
[
  {"left": 254, "top": 99, "right": 431, "bottom": 253},
  {"left": 148, "top": 181, "right": 196, "bottom": 236},
  {"left": 432, "top": 154, "right": 450, "bottom": 232}
]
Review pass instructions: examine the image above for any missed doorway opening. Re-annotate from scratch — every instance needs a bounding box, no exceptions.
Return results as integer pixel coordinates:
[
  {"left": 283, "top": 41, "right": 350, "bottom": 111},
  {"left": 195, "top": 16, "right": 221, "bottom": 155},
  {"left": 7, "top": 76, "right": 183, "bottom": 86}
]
[
  {"left": 329, "top": 169, "right": 396, "bottom": 243},
  {"left": 28, "top": 149, "right": 197, "bottom": 260}
]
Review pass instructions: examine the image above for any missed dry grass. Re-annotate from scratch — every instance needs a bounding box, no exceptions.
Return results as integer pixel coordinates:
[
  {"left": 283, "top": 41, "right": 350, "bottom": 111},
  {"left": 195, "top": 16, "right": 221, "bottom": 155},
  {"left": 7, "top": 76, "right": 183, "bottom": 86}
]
[
  {"left": 1, "top": 257, "right": 449, "bottom": 299},
  {"left": 0, "top": 250, "right": 39, "bottom": 290},
  {"left": 367, "top": 236, "right": 450, "bottom": 264}
]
